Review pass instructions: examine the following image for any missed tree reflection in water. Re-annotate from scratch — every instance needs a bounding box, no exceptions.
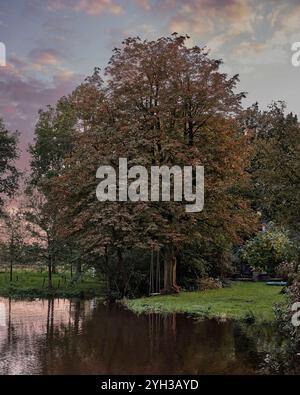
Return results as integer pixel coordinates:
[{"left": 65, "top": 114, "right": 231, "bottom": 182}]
[{"left": 0, "top": 297, "right": 298, "bottom": 375}]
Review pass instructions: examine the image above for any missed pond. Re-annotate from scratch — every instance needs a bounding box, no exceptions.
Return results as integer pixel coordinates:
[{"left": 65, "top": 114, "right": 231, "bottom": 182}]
[{"left": 0, "top": 297, "right": 287, "bottom": 375}]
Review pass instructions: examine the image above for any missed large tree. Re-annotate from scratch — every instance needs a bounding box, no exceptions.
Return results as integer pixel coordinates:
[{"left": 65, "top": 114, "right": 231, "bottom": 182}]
[{"left": 48, "top": 35, "right": 257, "bottom": 295}]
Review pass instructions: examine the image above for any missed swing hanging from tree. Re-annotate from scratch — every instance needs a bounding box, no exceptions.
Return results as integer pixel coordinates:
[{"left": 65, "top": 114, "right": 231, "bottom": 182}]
[
  {"left": 149, "top": 248, "right": 161, "bottom": 296},
  {"left": 149, "top": 246, "right": 180, "bottom": 295}
]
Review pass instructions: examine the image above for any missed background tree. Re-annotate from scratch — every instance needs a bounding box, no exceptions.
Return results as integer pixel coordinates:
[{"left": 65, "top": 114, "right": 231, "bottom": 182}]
[
  {"left": 0, "top": 118, "right": 19, "bottom": 210},
  {"left": 241, "top": 102, "right": 300, "bottom": 238},
  {"left": 29, "top": 98, "right": 77, "bottom": 184},
  {"left": 0, "top": 208, "right": 25, "bottom": 281},
  {"left": 24, "top": 189, "right": 59, "bottom": 288},
  {"left": 28, "top": 97, "right": 83, "bottom": 278}
]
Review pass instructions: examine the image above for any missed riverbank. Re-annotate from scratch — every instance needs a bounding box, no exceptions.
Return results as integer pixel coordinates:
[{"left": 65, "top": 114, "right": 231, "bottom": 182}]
[
  {"left": 0, "top": 272, "right": 287, "bottom": 322},
  {"left": 0, "top": 270, "right": 104, "bottom": 298},
  {"left": 125, "top": 282, "right": 286, "bottom": 323}
]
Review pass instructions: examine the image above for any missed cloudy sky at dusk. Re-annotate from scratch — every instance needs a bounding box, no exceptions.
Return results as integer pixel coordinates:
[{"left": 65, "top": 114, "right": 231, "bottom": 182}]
[{"left": 1, "top": 0, "right": 300, "bottom": 171}]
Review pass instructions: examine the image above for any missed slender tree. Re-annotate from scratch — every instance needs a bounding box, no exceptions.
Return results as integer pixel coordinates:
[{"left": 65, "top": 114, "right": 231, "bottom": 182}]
[
  {"left": 24, "top": 190, "right": 58, "bottom": 288},
  {"left": 0, "top": 118, "right": 19, "bottom": 210},
  {"left": 0, "top": 208, "right": 25, "bottom": 281}
]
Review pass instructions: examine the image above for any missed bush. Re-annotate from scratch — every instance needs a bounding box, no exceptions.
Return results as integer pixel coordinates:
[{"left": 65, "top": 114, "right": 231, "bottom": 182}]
[
  {"left": 240, "top": 226, "right": 295, "bottom": 275},
  {"left": 196, "top": 277, "right": 222, "bottom": 291},
  {"left": 287, "top": 274, "right": 300, "bottom": 302},
  {"left": 276, "top": 262, "right": 297, "bottom": 282}
]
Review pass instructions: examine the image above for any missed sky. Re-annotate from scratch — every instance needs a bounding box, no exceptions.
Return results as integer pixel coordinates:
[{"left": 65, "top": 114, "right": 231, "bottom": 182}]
[{"left": 0, "top": 0, "right": 300, "bottom": 172}]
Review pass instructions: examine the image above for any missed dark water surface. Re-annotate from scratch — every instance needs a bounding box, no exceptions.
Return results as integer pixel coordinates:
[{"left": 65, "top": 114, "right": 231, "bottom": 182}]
[{"left": 0, "top": 297, "right": 276, "bottom": 375}]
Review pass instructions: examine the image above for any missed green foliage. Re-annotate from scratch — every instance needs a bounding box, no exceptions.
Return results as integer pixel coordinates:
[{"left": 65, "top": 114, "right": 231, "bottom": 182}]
[
  {"left": 0, "top": 208, "right": 28, "bottom": 285},
  {"left": 94, "top": 248, "right": 151, "bottom": 299},
  {"left": 177, "top": 237, "right": 235, "bottom": 290},
  {"left": 29, "top": 98, "right": 77, "bottom": 185},
  {"left": 241, "top": 226, "right": 295, "bottom": 274},
  {"left": 0, "top": 118, "right": 19, "bottom": 209},
  {"left": 242, "top": 102, "right": 300, "bottom": 238}
]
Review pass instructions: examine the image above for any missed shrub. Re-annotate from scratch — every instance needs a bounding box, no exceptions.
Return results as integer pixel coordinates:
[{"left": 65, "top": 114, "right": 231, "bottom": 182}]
[
  {"left": 287, "top": 274, "right": 300, "bottom": 302},
  {"left": 276, "top": 261, "right": 297, "bottom": 282},
  {"left": 196, "top": 277, "right": 222, "bottom": 291},
  {"left": 240, "top": 226, "right": 295, "bottom": 275}
]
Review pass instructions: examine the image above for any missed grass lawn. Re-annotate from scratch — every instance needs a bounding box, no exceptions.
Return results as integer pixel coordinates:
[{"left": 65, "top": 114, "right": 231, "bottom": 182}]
[
  {"left": 0, "top": 269, "right": 105, "bottom": 299},
  {"left": 126, "top": 282, "right": 286, "bottom": 323}
]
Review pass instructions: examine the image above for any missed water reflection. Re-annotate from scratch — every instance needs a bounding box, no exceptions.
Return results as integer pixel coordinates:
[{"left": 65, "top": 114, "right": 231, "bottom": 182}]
[{"left": 0, "top": 297, "right": 287, "bottom": 375}]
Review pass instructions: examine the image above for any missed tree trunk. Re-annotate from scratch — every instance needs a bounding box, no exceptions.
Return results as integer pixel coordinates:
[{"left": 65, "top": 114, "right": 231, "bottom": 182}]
[
  {"left": 75, "top": 261, "right": 82, "bottom": 279},
  {"left": 47, "top": 236, "right": 53, "bottom": 288},
  {"left": 117, "top": 249, "right": 127, "bottom": 298},
  {"left": 162, "top": 246, "right": 180, "bottom": 294},
  {"left": 51, "top": 262, "right": 57, "bottom": 274},
  {"left": 48, "top": 256, "right": 53, "bottom": 289},
  {"left": 51, "top": 255, "right": 57, "bottom": 274},
  {"left": 188, "top": 119, "right": 193, "bottom": 146},
  {"left": 9, "top": 257, "right": 13, "bottom": 283},
  {"left": 105, "top": 246, "right": 113, "bottom": 299},
  {"left": 9, "top": 245, "right": 14, "bottom": 282}
]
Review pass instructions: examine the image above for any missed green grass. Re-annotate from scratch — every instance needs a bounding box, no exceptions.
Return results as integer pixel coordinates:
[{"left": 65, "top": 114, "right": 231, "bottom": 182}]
[
  {"left": 126, "top": 282, "right": 286, "bottom": 323},
  {"left": 0, "top": 270, "right": 105, "bottom": 299}
]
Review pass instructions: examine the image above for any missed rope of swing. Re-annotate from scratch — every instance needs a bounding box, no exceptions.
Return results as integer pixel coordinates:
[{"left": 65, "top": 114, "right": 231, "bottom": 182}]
[{"left": 149, "top": 247, "right": 160, "bottom": 296}]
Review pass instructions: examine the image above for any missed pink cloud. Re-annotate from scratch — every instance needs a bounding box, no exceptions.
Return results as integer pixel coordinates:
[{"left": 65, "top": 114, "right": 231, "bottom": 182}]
[
  {"left": 75, "top": 0, "right": 122, "bottom": 15},
  {"left": 47, "top": 0, "right": 123, "bottom": 15},
  {"left": 29, "top": 48, "right": 63, "bottom": 66},
  {"left": 0, "top": 61, "right": 84, "bottom": 171},
  {"left": 133, "top": 0, "right": 151, "bottom": 11},
  {"left": 47, "top": 0, "right": 76, "bottom": 11},
  {"left": 169, "top": 0, "right": 256, "bottom": 37}
]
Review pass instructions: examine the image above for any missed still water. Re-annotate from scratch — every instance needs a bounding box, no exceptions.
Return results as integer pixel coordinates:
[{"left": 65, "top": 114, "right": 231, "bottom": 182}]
[{"left": 0, "top": 297, "right": 279, "bottom": 375}]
